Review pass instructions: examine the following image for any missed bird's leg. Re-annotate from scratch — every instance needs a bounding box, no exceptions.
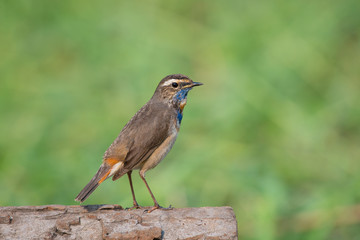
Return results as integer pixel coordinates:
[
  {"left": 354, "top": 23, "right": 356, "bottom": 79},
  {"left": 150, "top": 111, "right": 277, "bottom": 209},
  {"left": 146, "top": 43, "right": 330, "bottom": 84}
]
[
  {"left": 139, "top": 171, "right": 161, "bottom": 212},
  {"left": 127, "top": 171, "right": 140, "bottom": 209},
  {"left": 139, "top": 171, "right": 173, "bottom": 213}
]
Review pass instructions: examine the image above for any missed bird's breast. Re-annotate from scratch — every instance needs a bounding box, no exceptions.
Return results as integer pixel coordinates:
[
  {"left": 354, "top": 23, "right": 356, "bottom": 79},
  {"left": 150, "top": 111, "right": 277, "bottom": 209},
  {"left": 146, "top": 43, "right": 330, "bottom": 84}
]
[
  {"left": 179, "top": 98, "right": 187, "bottom": 112},
  {"left": 176, "top": 110, "right": 183, "bottom": 126},
  {"left": 176, "top": 98, "right": 187, "bottom": 126}
]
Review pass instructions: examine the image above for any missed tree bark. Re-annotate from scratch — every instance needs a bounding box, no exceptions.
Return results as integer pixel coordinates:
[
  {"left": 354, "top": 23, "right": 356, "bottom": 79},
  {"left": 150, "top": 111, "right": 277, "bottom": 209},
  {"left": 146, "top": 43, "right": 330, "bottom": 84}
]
[{"left": 0, "top": 205, "right": 238, "bottom": 239}]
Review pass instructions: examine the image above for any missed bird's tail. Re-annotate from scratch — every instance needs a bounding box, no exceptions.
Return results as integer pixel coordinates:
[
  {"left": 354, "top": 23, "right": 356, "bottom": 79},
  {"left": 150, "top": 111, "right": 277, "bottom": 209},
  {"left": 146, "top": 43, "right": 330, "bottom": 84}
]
[{"left": 75, "top": 160, "right": 122, "bottom": 203}]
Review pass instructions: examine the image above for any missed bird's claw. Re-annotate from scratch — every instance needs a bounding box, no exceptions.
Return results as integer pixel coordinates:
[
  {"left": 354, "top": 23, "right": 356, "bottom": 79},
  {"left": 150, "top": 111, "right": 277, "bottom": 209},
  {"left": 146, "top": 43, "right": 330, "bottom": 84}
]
[
  {"left": 144, "top": 204, "right": 173, "bottom": 213},
  {"left": 126, "top": 203, "right": 142, "bottom": 210}
]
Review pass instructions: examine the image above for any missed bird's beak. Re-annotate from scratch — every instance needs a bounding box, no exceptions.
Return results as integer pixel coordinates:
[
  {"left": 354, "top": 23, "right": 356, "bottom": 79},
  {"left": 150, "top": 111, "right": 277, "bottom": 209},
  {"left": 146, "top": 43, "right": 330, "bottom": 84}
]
[{"left": 191, "top": 82, "right": 203, "bottom": 87}]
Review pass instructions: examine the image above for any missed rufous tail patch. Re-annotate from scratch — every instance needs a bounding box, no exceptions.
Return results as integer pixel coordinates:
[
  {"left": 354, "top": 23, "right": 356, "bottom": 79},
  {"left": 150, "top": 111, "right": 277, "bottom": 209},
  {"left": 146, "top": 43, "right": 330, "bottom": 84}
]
[
  {"left": 98, "top": 171, "right": 111, "bottom": 184},
  {"left": 105, "top": 158, "right": 119, "bottom": 166}
]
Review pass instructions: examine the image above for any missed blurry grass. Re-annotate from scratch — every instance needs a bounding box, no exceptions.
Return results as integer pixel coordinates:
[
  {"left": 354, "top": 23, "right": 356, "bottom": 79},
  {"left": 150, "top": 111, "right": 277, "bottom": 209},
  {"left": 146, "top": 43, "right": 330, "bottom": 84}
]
[{"left": 1, "top": 0, "right": 360, "bottom": 239}]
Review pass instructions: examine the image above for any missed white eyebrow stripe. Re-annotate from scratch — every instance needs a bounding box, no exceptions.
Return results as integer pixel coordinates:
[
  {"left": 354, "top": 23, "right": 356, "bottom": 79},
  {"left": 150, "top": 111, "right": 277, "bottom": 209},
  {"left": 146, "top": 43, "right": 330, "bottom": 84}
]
[{"left": 162, "top": 79, "right": 178, "bottom": 86}]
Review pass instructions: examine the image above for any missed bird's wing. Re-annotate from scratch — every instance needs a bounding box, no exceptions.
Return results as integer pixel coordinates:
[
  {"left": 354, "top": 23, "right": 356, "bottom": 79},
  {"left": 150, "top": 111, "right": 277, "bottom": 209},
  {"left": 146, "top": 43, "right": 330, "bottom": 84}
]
[{"left": 104, "top": 101, "right": 173, "bottom": 172}]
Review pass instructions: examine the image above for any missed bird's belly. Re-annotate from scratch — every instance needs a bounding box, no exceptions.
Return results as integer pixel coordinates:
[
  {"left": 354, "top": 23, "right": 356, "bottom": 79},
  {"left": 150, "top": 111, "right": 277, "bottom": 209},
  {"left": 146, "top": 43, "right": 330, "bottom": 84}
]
[{"left": 139, "top": 128, "right": 178, "bottom": 174}]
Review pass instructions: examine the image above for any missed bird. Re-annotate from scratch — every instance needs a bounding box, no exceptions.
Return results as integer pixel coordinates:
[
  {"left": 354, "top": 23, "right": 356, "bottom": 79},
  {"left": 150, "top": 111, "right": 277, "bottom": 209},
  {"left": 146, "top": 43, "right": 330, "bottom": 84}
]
[{"left": 75, "top": 74, "right": 203, "bottom": 212}]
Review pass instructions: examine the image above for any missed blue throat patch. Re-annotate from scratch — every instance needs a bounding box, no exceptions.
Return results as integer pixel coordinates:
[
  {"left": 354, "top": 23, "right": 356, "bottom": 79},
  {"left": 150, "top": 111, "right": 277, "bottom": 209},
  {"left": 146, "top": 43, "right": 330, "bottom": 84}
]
[
  {"left": 174, "top": 88, "right": 190, "bottom": 124},
  {"left": 177, "top": 110, "right": 183, "bottom": 123},
  {"left": 174, "top": 88, "right": 190, "bottom": 102}
]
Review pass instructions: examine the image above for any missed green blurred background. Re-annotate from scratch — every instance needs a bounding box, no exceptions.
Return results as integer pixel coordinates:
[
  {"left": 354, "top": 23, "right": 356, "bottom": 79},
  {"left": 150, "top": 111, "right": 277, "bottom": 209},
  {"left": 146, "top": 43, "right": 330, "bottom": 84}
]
[{"left": 1, "top": 0, "right": 360, "bottom": 239}]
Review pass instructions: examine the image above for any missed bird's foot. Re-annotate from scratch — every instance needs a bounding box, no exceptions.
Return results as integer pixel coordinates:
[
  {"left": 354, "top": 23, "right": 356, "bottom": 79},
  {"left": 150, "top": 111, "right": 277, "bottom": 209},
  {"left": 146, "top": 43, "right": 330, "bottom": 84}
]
[
  {"left": 144, "top": 204, "right": 173, "bottom": 213},
  {"left": 126, "top": 202, "right": 142, "bottom": 210},
  {"left": 126, "top": 205, "right": 141, "bottom": 210}
]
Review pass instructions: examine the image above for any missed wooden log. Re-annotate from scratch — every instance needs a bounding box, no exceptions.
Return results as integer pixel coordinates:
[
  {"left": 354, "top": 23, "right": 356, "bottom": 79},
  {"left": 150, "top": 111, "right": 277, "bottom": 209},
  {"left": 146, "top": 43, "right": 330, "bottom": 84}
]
[{"left": 0, "top": 205, "right": 238, "bottom": 239}]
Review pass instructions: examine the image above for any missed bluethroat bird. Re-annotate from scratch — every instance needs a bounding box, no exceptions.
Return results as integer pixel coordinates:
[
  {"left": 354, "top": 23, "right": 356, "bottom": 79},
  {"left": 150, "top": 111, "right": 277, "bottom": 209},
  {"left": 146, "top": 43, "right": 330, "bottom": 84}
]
[{"left": 75, "top": 74, "right": 203, "bottom": 212}]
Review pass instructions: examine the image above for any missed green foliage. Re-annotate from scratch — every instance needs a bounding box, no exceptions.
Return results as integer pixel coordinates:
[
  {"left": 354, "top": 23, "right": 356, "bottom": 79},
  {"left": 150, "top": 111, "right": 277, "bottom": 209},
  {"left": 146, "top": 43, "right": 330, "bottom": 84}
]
[{"left": 1, "top": 0, "right": 360, "bottom": 239}]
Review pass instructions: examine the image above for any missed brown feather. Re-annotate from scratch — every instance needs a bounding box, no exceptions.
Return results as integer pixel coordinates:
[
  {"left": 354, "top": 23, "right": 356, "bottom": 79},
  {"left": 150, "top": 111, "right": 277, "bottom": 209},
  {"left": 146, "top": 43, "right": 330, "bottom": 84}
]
[
  {"left": 105, "top": 100, "right": 175, "bottom": 174},
  {"left": 74, "top": 163, "right": 112, "bottom": 203}
]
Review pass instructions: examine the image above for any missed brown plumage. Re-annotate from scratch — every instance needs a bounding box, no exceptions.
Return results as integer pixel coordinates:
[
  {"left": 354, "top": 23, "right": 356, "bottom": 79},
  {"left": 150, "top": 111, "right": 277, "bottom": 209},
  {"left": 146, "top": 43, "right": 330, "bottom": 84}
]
[{"left": 75, "top": 74, "right": 202, "bottom": 211}]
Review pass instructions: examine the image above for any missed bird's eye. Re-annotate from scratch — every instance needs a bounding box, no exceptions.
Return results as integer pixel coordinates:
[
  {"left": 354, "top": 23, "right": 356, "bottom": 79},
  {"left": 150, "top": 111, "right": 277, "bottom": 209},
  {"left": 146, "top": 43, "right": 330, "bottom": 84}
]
[{"left": 172, "top": 82, "right": 178, "bottom": 88}]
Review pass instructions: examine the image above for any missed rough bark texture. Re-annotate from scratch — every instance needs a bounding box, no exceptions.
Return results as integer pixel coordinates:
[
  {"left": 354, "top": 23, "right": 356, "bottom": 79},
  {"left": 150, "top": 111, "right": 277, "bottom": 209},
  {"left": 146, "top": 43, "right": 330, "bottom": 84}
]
[{"left": 0, "top": 205, "right": 238, "bottom": 239}]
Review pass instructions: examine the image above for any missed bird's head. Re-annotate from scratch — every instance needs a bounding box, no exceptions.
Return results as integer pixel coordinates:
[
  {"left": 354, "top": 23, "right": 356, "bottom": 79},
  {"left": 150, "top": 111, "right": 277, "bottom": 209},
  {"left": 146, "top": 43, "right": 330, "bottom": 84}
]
[{"left": 153, "top": 74, "right": 203, "bottom": 109}]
